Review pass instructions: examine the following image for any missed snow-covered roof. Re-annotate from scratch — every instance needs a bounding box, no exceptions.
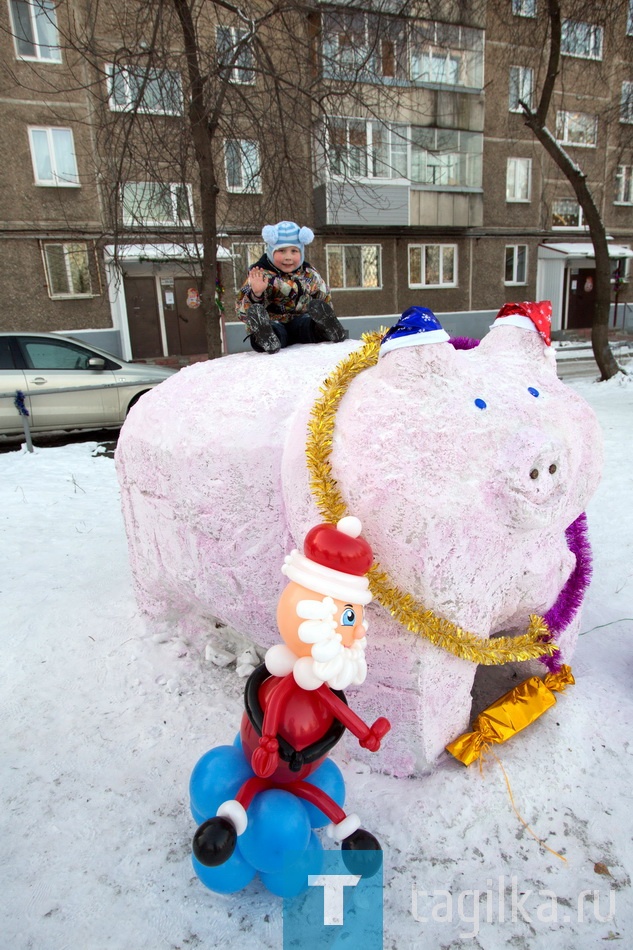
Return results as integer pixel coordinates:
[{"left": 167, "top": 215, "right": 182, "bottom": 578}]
[
  {"left": 539, "top": 241, "right": 633, "bottom": 260},
  {"left": 103, "top": 242, "right": 233, "bottom": 261}
]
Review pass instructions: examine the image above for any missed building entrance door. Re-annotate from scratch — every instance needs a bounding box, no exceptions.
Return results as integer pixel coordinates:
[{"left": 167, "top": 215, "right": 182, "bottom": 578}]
[
  {"left": 123, "top": 276, "right": 163, "bottom": 358},
  {"left": 567, "top": 268, "right": 596, "bottom": 329},
  {"left": 171, "top": 279, "right": 207, "bottom": 355}
]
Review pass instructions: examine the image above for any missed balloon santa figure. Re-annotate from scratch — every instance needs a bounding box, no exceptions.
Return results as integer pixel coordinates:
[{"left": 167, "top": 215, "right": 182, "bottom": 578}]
[{"left": 189, "top": 516, "right": 391, "bottom": 895}]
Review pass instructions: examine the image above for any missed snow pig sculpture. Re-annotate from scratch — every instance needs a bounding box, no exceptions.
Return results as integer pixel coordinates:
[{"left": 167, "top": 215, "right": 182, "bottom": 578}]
[{"left": 115, "top": 304, "right": 603, "bottom": 776}]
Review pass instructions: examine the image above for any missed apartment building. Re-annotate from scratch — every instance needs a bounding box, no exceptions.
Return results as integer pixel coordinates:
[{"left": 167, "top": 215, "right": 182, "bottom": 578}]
[{"left": 1, "top": 0, "right": 632, "bottom": 360}]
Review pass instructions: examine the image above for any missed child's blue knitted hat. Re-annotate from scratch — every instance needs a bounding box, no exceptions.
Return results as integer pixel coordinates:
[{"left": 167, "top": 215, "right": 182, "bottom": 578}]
[{"left": 262, "top": 221, "right": 314, "bottom": 265}]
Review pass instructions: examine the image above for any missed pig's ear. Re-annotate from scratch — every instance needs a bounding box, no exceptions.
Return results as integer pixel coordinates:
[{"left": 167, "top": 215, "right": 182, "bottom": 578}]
[{"left": 477, "top": 301, "right": 556, "bottom": 372}]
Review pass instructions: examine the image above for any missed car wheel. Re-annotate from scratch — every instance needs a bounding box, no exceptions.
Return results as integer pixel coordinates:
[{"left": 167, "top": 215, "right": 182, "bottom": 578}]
[{"left": 126, "top": 391, "right": 150, "bottom": 416}]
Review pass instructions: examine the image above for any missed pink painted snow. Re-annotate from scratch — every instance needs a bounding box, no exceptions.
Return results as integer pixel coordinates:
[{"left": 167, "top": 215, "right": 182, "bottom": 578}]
[{"left": 115, "top": 324, "right": 603, "bottom": 775}]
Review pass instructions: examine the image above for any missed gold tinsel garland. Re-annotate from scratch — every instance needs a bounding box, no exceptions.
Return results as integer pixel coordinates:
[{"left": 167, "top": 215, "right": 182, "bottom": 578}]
[{"left": 305, "top": 331, "right": 556, "bottom": 666}]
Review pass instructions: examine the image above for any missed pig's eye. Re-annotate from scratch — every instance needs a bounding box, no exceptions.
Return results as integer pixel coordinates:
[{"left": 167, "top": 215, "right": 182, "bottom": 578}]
[
  {"left": 474, "top": 398, "right": 487, "bottom": 410},
  {"left": 340, "top": 607, "right": 356, "bottom": 626},
  {"left": 528, "top": 387, "right": 540, "bottom": 398}
]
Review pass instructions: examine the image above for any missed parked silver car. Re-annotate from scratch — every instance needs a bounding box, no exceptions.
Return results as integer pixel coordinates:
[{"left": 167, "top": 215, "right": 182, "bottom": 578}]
[{"left": 0, "top": 332, "right": 177, "bottom": 437}]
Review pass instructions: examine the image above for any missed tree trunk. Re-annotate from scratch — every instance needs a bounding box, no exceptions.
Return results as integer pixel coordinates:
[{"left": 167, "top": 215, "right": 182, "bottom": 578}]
[
  {"left": 172, "top": 0, "right": 222, "bottom": 360},
  {"left": 520, "top": 0, "right": 622, "bottom": 380}
]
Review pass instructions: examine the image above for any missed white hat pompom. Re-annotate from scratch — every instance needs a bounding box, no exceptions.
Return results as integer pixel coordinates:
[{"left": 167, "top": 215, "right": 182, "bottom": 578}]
[
  {"left": 261, "top": 224, "right": 278, "bottom": 245},
  {"left": 298, "top": 226, "right": 314, "bottom": 246}
]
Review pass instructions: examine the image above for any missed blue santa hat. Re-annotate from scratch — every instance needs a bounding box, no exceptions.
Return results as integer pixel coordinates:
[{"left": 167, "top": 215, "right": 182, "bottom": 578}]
[
  {"left": 261, "top": 221, "right": 314, "bottom": 265},
  {"left": 379, "top": 307, "right": 450, "bottom": 357}
]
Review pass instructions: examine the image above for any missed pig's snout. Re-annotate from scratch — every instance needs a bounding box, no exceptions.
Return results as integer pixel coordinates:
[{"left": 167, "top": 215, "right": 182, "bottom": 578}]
[
  {"left": 499, "top": 428, "right": 570, "bottom": 526},
  {"left": 527, "top": 454, "right": 561, "bottom": 491}
]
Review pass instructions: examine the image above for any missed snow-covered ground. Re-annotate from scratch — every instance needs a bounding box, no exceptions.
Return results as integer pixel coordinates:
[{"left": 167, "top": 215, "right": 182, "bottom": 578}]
[{"left": 1, "top": 371, "right": 632, "bottom": 950}]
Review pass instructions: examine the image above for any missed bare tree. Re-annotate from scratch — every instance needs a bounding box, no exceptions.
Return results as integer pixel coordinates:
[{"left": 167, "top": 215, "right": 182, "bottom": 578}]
[
  {"left": 3, "top": 0, "right": 437, "bottom": 358},
  {"left": 488, "top": 0, "right": 633, "bottom": 380}
]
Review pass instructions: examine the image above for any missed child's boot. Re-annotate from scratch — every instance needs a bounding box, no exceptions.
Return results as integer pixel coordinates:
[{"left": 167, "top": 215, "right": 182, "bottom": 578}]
[
  {"left": 248, "top": 304, "right": 281, "bottom": 353},
  {"left": 308, "top": 300, "right": 347, "bottom": 343}
]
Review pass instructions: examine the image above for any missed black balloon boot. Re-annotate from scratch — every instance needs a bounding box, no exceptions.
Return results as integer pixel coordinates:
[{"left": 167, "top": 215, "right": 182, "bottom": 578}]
[
  {"left": 192, "top": 817, "right": 237, "bottom": 867},
  {"left": 341, "top": 827, "right": 383, "bottom": 878}
]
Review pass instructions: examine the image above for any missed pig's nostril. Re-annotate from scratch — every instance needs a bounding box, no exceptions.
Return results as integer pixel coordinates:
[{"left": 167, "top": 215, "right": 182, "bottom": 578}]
[
  {"left": 530, "top": 468, "right": 539, "bottom": 480},
  {"left": 549, "top": 463, "right": 557, "bottom": 474}
]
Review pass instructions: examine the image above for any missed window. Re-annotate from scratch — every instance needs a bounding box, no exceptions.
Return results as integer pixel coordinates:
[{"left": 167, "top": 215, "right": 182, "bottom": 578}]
[
  {"left": 409, "top": 21, "right": 484, "bottom": 89},
  {"left": 615, "top": 165, "right": 633, "bottom": 204},
  {"left": 512, "top": 0, "right": 536, "bottom": 17},
  {"left": 408, "top": 244, "right": 457, "bottom": 288},
  {"left": 411, "top": 47, "right": 460, "bottom": 85},
  {"left": 121, "top": 182, "right": 193, "bottom": 226},
  {"left": 561, "top": 20, "right": 603, "bottom": 60},
  {"left": 321, "top": 12, "right": 483, "bottom": 89},
  {"left": 509, "top": 66, "right": 533, "bottom": 112},
  {"left": 506, "top": 157, "right": 531, "bottom": 201},
  {"left": 328, "top": 118, "right": 408, "bottom": 180},
  {"left": 628, "top": 0, "right": 633, "bottom": 35},
  {"left": 410, "top": 128, "right": 483, "bottom": 188},
  {"left": 613, "top": 253, "right": 631, "bottom": 282},
  {"left": 232, "top": 242, "right": 265, "bottom": 289},
  {"left": 326, "top": 245, "right": 381, "bottom": 289},
  {"left": 224, "top": 139, "right": 261, "bottom": 193},
  {"left": 9, "top": 0, "right": 61, "bottom": 62},
  {"left": 621, "top": 83, "right": 633, "bottom": 124},
  {"left": 321, "top": 11, "right": 408, "bottom": 82},
  {"left": 505, "top": 245, "right": 527, "bottom": 285},
  {"left": 21, "top": 338, "right": 100, "bottom": 370},
  {"left": 555, "top": 111, "right": 597, "bottom": 146},
  {"left": 217, "top": 26, "right": 255, "bottom": 83},
  {"left": 42, "top": 243, "right": 93, "bottom": 297},
  {"left": 106, "top": 65, "right": 182, "bottom": 115},
  {"left": 552, "top": 199, "right": 586, "bottom": 228},
  {"left": 28, "top": 127, "right": 79, "bottom": 186}
]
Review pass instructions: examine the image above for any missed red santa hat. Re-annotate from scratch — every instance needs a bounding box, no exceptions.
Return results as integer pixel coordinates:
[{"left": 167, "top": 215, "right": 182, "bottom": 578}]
[
  {"left": 282, "top": 516, "right": 373, "bottom": 605},
  {"left": 490, "top": 301, "right": 552, "bottom": 346}
]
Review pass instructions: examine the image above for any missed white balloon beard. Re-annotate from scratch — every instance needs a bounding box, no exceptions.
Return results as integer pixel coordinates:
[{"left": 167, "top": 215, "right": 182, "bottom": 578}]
[{"left": 296, "top": 597, "right": 368, "bottom": 691}]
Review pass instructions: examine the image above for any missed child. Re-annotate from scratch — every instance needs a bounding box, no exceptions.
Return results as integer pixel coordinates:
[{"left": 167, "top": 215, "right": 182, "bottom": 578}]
[{"left": 236, "top": 220, "right": 346, "bottom": 353}]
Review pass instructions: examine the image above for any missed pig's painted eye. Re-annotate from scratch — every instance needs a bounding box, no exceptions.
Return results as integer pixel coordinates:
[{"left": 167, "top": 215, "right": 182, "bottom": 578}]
[
  {"left": 340, "top": 607, "right": 356, "bottom": 626},
  {"left": 528, "top": 387, "right": 540, "bottom": 398},
  {"left": 474, "top": 398, "right": 487, "bottom": 410}
]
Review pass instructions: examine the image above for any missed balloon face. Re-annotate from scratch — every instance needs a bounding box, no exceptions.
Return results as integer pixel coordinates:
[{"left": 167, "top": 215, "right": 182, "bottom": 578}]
[{"left": 276, "top": 582, "right": 367, "bottom": 654}]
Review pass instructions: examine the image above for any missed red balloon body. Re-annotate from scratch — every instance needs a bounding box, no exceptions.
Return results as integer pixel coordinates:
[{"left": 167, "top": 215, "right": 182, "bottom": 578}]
[{"left": 240, "top": 675, "right": 336, "bottom": 782}]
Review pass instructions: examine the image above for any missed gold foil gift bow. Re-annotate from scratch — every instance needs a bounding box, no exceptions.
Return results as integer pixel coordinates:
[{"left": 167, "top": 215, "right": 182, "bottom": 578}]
[
  {"left": 446, "top": 667, "right": 575, "bottom": 861},
  {"left": 446, "top": 666, "right": 575, "bottom": 766}
]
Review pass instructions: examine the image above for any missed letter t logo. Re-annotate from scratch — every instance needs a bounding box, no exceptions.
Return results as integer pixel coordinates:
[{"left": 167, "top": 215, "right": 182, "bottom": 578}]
[{"left": 308, "top": 874, "right": 362, "bottom": 925}]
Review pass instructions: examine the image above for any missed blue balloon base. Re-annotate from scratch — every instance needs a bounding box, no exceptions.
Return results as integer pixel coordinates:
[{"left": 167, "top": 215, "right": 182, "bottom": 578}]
[{"left": 189, "top": 743, "right": 346, "bottom": 895}]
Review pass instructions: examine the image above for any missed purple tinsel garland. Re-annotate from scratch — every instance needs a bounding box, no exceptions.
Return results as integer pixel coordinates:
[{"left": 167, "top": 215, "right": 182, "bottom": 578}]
[
  {"left": 449, "top": 335, "right": 593, "bottom": 671},
  {"left": 540, "top": 512, "right": 593, "bottom": 672}
]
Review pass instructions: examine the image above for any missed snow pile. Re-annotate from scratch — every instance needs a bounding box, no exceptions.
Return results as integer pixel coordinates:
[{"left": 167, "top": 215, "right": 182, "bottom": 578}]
[{"left": 1, "top": 373, "right": 632, "bottom": 948}]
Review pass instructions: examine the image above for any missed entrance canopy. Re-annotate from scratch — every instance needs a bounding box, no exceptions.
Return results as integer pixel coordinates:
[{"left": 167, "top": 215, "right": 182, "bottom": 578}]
[
  {"left": 104, "top": 243, "right": 233, "bottom": 261},
  {"left": 539, "top": 242, "right": 633, "bottom": 261}
]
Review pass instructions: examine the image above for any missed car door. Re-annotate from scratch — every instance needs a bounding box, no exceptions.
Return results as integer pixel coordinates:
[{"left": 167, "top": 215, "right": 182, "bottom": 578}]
[
  {"left": 17, "top": 336, "right": 121, "bottom": 431},
  {"left": 0, "top": 336, "right": 31, "bottom": 434}
]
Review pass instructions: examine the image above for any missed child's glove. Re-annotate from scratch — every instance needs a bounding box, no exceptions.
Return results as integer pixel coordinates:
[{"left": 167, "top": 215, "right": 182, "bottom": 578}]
[{"left": 359, "top": 717, "right": 391, "bottom": 752}]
